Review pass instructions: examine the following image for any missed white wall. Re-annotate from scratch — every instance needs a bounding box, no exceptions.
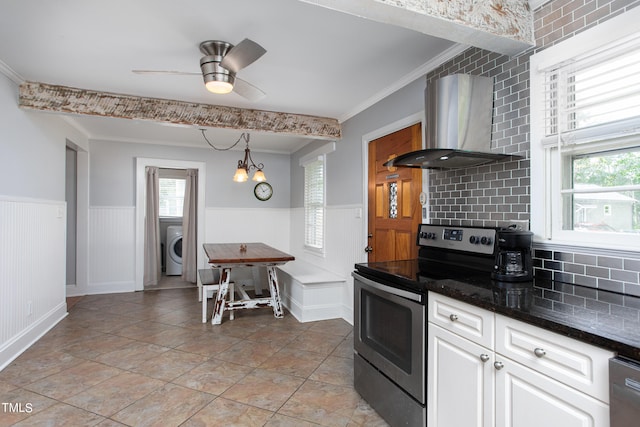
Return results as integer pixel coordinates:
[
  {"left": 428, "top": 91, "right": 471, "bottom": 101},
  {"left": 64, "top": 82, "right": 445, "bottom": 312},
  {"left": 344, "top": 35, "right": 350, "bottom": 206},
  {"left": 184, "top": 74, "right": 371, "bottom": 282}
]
[
  {"left": 0, "top": 74, "right": 88, "bottom": 369},
  {"left": 89, "top": 139, "right": 291, "bottom": 208}
]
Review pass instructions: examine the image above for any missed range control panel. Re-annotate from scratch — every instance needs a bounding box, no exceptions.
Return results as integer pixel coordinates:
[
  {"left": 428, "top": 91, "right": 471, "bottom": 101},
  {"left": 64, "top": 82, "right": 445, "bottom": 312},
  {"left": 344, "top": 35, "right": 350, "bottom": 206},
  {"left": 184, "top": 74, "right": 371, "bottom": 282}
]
[{"left": 417, "top": 224, "right": 496, "bottom": 255}]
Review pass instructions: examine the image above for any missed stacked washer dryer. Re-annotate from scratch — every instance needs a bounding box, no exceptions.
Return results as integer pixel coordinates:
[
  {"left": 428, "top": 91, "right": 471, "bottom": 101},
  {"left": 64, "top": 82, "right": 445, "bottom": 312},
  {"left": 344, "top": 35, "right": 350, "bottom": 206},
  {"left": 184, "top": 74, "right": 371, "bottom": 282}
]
[{"left": 166, "top": 225, "right": 183, "bottom": 275}]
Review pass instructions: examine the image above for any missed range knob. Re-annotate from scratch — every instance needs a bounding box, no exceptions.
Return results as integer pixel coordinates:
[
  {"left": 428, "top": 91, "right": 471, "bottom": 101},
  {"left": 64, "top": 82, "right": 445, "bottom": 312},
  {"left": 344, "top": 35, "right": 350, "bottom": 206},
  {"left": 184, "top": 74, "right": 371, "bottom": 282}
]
[
  {"left": 469, "top": 236, "right": 479, "bottom": 244},
  {"left": 421, "top": 232, "right": 436, "bottom": 240},
  {"left": 480, "top": 236, "right": 492, "bottom": 245}
]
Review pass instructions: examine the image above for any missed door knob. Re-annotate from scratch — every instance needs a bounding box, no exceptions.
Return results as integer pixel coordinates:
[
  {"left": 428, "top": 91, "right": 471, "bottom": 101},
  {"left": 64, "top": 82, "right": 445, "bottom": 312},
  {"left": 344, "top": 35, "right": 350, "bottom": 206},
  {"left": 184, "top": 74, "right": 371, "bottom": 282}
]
[
  {"left": 494, "top": 361, "right": 504, "bottom": 370},
  {"left": 480, "top": 354, "right": 490, "bottom": 363},
  {"left": 364, "top": 246, "right": 373, "bottom": 253}
]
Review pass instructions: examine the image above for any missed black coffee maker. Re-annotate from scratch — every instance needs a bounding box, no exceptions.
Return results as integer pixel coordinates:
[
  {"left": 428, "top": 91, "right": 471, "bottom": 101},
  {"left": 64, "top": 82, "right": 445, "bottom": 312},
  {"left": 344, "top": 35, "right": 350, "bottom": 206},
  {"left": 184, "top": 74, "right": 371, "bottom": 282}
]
[{"left": 492, "top": 228, "right": 533, "bottom": 282}]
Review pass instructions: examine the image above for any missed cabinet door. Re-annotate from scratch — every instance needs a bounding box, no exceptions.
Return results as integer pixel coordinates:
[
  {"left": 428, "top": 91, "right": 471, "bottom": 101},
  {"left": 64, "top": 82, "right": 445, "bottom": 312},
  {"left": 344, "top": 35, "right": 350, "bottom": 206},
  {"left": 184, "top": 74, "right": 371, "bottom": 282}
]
[
  {"left": 495, "top": 355, "right": 609, "bottom": 427},
  {"left": 428, "top": 323, "right": 495, "bottom": 427}
]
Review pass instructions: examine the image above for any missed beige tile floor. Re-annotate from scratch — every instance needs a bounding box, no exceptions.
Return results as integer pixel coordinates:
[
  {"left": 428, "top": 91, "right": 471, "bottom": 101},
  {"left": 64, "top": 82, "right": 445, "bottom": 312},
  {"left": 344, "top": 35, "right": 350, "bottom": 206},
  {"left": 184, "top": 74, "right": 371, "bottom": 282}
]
[{"left": 0, "top": 288, "right": 389, "bottom": 426}]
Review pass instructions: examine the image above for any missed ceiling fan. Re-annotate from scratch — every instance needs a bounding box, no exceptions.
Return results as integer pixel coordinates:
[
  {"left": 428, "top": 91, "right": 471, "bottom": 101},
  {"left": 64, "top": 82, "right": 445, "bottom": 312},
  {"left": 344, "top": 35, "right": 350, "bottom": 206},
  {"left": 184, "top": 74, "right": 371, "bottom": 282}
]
[{"left": 133, "top": 38, "right": 267, "bottom": 101}]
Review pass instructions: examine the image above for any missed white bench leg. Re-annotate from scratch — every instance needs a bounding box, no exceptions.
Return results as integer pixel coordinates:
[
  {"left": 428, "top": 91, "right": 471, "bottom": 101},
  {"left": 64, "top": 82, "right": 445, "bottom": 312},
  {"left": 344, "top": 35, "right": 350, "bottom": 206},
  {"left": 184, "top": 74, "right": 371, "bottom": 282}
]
[{"left": 202, "top": 285, "right": 211, "bottom": 323}]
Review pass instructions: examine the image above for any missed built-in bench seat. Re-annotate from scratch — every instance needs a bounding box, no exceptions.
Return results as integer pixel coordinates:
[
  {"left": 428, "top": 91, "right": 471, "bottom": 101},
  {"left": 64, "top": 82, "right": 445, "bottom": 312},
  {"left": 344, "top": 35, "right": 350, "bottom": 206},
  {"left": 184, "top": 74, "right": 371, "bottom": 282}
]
[{"left": 277, "top": 260, "right": 345, "bottom": 322}]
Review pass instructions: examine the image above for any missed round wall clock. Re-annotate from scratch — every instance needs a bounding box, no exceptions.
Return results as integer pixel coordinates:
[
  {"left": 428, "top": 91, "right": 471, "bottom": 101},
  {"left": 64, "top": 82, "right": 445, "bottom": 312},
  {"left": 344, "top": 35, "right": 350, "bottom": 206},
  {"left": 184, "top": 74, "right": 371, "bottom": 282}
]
[{"left": 254, "top": 182, "right": 273, "bottom": 201}]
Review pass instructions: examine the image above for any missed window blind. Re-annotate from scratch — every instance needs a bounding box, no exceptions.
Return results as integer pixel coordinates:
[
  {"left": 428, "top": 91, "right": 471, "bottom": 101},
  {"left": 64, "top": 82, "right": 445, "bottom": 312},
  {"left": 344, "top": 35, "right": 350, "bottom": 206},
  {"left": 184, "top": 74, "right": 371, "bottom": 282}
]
[
  {"left": 304, "top": 157, "right": 324, "bottom": 249},
  {"left": 541, "top": 32, "right": 640, "bottom": 149}
]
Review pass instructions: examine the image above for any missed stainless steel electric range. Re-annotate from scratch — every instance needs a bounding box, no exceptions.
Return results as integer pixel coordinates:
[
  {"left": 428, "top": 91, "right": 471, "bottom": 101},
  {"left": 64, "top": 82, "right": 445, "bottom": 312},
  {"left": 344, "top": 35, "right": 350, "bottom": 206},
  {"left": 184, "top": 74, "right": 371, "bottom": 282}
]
[{"left": 352, "top": 223, "right": 500, "bottom": 427}]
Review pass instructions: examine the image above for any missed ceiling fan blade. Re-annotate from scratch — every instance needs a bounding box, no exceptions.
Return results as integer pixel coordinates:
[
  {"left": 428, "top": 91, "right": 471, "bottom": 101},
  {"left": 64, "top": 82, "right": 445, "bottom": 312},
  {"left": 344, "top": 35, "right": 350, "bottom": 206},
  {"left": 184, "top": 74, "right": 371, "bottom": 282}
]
[
  {"left": 220, "top": 38, "right": 266, "bottom": 73},
  {"left": 233, "top": 77, "right": 266, "bottom": 102},
  {"left": 132, "top": 69, "right": 200, "bottom": 76}
]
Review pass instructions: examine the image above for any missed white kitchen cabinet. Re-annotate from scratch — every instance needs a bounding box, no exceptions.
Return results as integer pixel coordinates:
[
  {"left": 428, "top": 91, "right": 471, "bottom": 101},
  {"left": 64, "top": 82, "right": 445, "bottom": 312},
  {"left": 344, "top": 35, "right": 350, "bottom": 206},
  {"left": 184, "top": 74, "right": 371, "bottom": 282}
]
[
  {"left": 428, "top": 323, "right": 494, "bottom": 427},
  {"left": 427, "top": 292, "right": 612, "bottom": 427}
]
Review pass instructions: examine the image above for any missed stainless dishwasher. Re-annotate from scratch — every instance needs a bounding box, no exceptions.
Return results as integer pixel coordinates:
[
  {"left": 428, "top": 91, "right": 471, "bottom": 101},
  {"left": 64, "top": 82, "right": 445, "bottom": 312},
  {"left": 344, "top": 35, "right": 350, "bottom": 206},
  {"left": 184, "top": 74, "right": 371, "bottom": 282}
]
[{"left": 610, "top": 357, "right": 640, "bottom": 427}]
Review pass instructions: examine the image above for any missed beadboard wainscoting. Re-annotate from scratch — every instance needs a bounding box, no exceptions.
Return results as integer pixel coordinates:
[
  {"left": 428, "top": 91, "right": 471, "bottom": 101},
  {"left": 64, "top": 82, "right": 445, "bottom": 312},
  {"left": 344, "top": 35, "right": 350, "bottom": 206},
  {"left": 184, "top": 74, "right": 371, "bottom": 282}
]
[
  {"left": 87, "top": 206, "right": 291, "bottom": 295},
  {"left": 203, "top": 207, "right": 292, "bottom": 287},
  {"left": 0, "top": 197, "right": 67, "bottom": 370},
  {"left": 88, "top": 206, "right": 136, "bottom": 294},
  {"left": 204, "top": 207, "right": 291, "bottom": 251}
]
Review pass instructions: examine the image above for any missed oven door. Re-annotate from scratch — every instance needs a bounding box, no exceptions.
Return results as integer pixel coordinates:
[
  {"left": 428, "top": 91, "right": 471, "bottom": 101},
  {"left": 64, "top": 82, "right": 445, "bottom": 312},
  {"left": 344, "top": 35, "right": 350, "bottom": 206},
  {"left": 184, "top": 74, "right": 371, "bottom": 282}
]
[{"left": 353, "top": 271, "right": 425, "bottom": 403}]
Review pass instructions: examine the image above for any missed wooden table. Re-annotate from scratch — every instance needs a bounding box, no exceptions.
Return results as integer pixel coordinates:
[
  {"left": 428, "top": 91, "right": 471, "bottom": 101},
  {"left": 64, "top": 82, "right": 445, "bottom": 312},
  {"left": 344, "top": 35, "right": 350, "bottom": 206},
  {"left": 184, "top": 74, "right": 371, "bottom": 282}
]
[{"left": 203, "top": 242, "right": 295, "bottom": 324}]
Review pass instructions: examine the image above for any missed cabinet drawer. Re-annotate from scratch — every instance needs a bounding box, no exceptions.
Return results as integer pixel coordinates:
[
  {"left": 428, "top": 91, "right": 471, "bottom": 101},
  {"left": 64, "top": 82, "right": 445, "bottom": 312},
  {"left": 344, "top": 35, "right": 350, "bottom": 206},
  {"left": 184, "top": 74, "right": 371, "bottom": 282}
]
[
  {"left": 495, "top": 314, "right": 614, "bottom": 403},
  {"left": 428, "top": 292, "right": 494, "bottom": 348}
]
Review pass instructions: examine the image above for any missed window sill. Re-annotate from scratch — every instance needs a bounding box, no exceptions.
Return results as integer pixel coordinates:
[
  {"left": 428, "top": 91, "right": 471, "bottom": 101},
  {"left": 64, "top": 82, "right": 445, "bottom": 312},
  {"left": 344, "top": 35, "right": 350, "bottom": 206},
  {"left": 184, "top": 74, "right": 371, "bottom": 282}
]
[{"left": 533, "top": 238, "right": 640, "bottom": 259}]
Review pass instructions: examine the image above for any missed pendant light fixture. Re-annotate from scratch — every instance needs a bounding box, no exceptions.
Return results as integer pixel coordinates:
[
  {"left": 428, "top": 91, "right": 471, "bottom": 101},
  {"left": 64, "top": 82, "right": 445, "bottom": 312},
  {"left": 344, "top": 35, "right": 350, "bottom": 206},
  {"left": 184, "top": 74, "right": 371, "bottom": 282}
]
[
  {"left": 200, "top": 130, "right": 266, "bottom": 183},
  {"left": 233, "top": 134, "right": 266, "bottom": 182}
]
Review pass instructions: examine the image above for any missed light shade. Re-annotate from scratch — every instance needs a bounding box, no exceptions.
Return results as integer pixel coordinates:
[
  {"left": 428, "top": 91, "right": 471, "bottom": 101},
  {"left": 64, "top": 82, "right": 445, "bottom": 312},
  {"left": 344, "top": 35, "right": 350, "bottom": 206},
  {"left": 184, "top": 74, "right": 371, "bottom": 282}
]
[
  {"left": 233, "top": 167, "right": 249, "bottom": 182},
  {"left": 252, "top": 169, "right": 266, "bottom": 182},
  {"left": 205, "top": 80, "right": 233, "bottom": 94}
]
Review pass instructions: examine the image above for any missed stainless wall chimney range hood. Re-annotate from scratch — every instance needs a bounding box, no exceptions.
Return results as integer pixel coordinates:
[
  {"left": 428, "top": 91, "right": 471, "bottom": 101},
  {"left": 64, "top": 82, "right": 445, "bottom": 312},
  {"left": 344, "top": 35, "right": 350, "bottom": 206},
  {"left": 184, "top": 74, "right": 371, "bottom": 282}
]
[{"left": 385, "top": 74, "right": 519, "bottom": 170}]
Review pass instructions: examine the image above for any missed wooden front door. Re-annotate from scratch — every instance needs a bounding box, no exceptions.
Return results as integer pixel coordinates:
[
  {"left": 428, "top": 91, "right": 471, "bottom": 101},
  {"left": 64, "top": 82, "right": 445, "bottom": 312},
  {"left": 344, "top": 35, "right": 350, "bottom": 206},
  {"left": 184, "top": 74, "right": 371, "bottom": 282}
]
[{"left": 367, "top": 123, "right": 423, "bottom": 262}]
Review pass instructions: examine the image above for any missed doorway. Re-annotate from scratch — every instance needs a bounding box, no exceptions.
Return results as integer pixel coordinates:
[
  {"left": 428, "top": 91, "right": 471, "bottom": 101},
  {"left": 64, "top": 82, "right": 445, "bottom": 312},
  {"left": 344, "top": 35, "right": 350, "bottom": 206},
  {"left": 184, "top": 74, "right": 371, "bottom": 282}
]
[
  {"left": 157, "top": 167, "right": 189, "bottom": 289},
  {"left": 65, "top": 147, "right": 77, "bottom": 287},
  {"left": 362, "top": 113, "right": 425, "bottom": 263},
  {"left": 65, "top": 141, "right": 89, "bottom": 297},
  {"left": 135, "top": 158, "right": 206, "bottom": 292}
]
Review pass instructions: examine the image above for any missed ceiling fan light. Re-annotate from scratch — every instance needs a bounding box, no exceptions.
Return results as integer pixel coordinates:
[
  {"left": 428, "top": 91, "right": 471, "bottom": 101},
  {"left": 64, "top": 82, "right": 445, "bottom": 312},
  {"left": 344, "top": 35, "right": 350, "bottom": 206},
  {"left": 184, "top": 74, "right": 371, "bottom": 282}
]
[
  {"left": 233, "top": 167, "right": 249, "bottom": 182},
  {"left": 252, "top": 169, "right": 266, "bottom": 182},
  {"left": 201, "top": 59, "right": 235, "bottom": 94},
  {"left": 205, "top": 80, "right": 233, "bottom": 94}
]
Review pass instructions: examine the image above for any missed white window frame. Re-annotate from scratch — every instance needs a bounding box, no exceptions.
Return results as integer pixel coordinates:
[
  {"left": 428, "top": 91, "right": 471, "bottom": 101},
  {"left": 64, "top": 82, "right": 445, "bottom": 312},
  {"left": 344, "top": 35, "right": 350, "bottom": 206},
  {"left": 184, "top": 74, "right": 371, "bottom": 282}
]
[
  {"left": 530, "top": 7, "right": 640, "bottom": 251},
  {"left": 299, "top": 142, "right": 335, "bottom": 255}
]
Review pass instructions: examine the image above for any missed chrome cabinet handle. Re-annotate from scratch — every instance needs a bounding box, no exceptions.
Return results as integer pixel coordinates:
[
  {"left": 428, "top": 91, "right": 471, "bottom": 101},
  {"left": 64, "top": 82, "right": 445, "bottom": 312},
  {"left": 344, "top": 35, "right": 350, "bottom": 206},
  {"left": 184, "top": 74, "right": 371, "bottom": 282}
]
[
  {"left": 494, "top": 361, "right": 504, "bottom": 370},
  {"left": 449, "top": 314, "right": 459, "bottom": 321},
  {"left": 534, "top": 348, "right": 546, "bottom": 358},
  {"left": 480, "top": 354, "right": 490, "bottom": 363}
]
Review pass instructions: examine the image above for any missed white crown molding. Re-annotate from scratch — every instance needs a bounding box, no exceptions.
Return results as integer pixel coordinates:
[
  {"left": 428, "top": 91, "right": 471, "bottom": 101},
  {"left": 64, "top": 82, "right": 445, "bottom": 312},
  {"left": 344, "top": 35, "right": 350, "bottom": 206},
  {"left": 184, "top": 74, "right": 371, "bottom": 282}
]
[
  {"left": 337, "top": 43, "right": 469, "bottom": 123},
  {"left": 0, "top": 59, "right": 24, "bottom": 85}
]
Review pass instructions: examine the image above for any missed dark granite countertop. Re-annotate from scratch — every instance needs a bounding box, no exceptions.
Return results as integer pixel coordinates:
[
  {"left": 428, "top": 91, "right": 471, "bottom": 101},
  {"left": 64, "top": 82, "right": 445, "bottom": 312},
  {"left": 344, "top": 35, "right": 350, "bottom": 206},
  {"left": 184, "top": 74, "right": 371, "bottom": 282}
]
[{"left": 426, "top": 278, "right": 640, "bottom": 361}]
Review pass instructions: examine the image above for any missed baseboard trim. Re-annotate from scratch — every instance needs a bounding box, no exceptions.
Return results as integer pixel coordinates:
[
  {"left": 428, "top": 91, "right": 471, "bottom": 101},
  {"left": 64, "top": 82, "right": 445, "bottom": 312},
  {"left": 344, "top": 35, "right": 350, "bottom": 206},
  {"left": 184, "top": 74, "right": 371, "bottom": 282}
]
[
  {"left": 0, "top": 302, "right": 67, "bottom": 371},
  {"left": 85, "top": 281, "right": 135, "bottom": 295}
]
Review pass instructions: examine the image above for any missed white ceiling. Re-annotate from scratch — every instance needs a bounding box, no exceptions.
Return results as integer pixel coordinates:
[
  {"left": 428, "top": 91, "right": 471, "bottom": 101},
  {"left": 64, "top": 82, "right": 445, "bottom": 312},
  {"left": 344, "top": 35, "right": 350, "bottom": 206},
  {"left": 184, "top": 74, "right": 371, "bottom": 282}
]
[{"left": 0, "top": 0, "right": 467, "bottom": 153}]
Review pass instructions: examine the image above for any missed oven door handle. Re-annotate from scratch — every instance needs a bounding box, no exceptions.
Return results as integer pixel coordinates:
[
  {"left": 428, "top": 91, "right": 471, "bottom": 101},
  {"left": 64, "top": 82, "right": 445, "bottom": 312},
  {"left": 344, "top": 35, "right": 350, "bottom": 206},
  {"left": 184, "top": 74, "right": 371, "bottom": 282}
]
[{"left": 352, "top": 272, "right": 423, "bottom": 303}]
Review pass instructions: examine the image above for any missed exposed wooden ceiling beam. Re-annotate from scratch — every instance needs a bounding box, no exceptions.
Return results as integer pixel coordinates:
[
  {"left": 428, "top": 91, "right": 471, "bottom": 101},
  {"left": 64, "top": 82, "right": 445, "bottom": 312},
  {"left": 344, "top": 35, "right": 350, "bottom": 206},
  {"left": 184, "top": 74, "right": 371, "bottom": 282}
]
[
  {"left": 18, "top": 81, "right": 342, "bottom": 140},
  {"left": 300, "top": 0, "right": 535, "bottom": 56}
]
